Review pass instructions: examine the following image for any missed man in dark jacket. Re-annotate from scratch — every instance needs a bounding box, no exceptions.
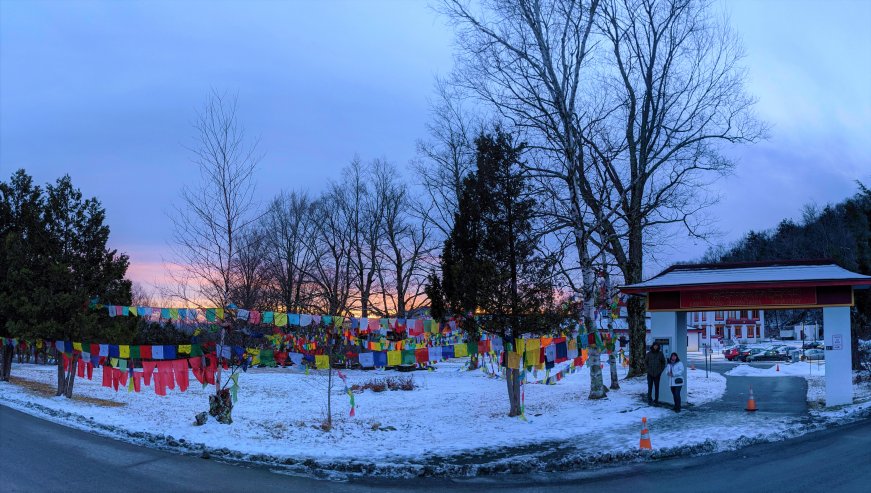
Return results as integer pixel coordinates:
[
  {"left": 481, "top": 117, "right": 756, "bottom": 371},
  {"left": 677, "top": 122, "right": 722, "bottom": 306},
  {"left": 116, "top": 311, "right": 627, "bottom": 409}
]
[{"left": 645, "top": 342, "right": 666, "bottom": 405}]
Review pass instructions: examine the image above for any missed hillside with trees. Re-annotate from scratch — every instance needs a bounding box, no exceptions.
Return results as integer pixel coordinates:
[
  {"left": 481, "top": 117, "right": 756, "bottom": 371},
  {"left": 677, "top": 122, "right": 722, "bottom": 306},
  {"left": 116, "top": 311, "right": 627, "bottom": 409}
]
[{"left": 703, "top": 184, "right": 871, "bottom": 365}]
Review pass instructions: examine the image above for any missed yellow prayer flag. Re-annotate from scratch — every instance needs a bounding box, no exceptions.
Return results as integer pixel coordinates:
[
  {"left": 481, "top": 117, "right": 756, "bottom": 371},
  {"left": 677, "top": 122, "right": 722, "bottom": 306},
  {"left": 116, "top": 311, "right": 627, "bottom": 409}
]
[
  {"left": 454, "top": 343, "right": 468, "bottom": 358},
  {"left": 525, "top": 348, "right": 540, "bottom": 367},
  {"left": 169, "top": 308, "right": 179, "bottom": 320},
  {"left": 274, "top": 312, "right": 288, "bottom": 326},
  {"left": 216, "top": 308, "right": 224, "bottom": 320},
  {"left": 119, "top": 345, "right": 129, "bottom": 358},
  {"left": 73, "top": 342, "right": 82, "bottom": 352},
  {"left": 178, "top": 344, "right": 192, "bottom": 354},
  {"left": 527, "top": 338, "right": 541, "bottom": 352},
  {"left": 129, "top": 306, "right": 138, "bottom": 316},
  {"left": 514, "top": 338, "right": 526, "bottom": 354},
  {"left": 506, "top": 352, "right": 520, "bottom": 369},
  {"left": 315, "top": 354, "right": 329, "bottom": 369},
  {"left": 248, "top": 348, "right": 261, "bottom": 366},
  {"left": 387, "top": 350, "right": 401, "bottom": 366}
]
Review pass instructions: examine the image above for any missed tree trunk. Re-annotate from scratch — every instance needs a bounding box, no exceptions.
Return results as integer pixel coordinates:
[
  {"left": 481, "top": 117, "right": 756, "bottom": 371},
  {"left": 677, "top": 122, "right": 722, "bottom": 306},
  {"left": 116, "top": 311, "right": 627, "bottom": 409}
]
[
  {"left": 64, "top": 354, "right": 78, "bottom": 398},
  {"left": 56, "top": 355, "right": 65, "bottom": 396},
  {"left": 506, "top": 367, "right": 521, "bottom": 416},
  {"left": 588, "top": 345, "right": 607, "bottom": 399},
  {"left": 608, "top": 351, "right": 620, "bottom": 390},
  {"left": 627, "top": 296, "right": 647, "bottom": 377},
  {"left": 626, "top": 224, "right": 647, "bottom": 377},
  {"left": 326, "top": 363, "right": 333, "bottom": 429},
  {"left": 0, "top": 345, "right": 13, "bottom": 381}
]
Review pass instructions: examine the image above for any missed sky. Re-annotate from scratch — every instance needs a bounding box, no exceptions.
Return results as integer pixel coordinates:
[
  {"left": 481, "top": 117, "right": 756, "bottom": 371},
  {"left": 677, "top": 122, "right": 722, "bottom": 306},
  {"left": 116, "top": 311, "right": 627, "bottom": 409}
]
[{"left": 1, "top": 0, "right": 869, "bottom": 290}]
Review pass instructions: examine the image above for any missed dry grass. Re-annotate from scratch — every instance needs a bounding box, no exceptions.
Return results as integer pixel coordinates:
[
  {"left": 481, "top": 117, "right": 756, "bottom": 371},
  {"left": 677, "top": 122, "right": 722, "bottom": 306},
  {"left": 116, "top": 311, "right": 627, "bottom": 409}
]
[
  {"left": 351, "top": 376, "right": 415, "bottom": 393},
  {"left": 8, "top": 376, "right": 125, "bottom": 408}
]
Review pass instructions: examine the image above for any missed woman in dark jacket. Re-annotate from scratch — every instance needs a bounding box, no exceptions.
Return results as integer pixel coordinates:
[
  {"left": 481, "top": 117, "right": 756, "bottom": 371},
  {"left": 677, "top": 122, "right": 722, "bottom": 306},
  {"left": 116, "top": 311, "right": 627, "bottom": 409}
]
[{"left": 645, "top": 343, "right": 666, "bottom": 405}]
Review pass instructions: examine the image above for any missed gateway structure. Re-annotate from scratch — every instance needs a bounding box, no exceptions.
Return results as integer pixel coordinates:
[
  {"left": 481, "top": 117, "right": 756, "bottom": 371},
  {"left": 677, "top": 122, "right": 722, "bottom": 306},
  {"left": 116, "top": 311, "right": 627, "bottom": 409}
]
[{"left": 621, "top": 260, "right": 871, "bottom": 407}]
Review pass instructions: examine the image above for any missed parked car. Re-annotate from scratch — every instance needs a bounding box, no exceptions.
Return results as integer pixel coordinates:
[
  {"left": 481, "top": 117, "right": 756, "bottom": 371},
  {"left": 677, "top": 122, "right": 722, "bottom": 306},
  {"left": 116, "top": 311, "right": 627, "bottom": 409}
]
[
  {"left": 803, "top": 349, "right": 825, "bottom": 361},
  {"left": 802, "top": 341, "right": 824, "bottom": 350},
  {"left": 748, "top": 350, "right": 789, "bottom": 362},
  {"left": 741, "top": 348, "right": 766, "bottom": 362},
  {"left": 724, "top": 346, "right": 745, "bottom": 361}
]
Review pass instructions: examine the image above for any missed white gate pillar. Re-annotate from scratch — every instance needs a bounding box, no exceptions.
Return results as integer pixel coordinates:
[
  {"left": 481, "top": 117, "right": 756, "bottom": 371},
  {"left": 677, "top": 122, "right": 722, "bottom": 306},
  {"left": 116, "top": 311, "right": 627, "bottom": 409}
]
[{"left": 823, "top": 306, "right": 853, "bottom": 407}]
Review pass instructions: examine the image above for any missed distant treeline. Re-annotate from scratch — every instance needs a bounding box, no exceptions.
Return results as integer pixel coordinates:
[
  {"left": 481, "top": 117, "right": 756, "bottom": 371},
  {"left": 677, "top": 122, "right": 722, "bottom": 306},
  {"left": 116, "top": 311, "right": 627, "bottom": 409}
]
[{"left": 704, "top": 184, "right": 871, "bottom": 340}]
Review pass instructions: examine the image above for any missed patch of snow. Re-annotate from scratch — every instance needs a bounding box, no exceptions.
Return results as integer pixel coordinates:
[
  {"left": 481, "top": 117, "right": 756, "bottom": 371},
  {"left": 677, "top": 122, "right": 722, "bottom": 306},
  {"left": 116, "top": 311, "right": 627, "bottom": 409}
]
[{"left": 726, "top": 361, "right": 826, "bottom": 378}]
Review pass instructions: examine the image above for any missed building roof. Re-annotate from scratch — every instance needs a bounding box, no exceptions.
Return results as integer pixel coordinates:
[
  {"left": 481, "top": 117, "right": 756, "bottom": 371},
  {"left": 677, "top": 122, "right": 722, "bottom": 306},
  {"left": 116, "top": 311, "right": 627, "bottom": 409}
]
[{"left": 621, "top": 260, "right": 871, "bottom": 294}]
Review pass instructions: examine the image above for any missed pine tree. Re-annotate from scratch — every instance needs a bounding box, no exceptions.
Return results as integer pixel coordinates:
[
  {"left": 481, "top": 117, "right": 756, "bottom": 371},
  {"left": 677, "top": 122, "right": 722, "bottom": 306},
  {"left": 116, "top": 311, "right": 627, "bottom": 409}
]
[
  {"left": 433, "top": 128, "right": 558, "bottom": 416},
  {"left": 0, "top": 169, "right": 133, "bottom": 393}
]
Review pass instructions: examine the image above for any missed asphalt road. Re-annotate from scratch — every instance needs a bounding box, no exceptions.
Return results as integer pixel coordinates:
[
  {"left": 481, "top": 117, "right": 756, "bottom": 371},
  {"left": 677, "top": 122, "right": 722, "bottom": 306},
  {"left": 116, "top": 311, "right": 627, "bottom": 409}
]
[{"left": 1, "top": 404, "right": 869, "bottom": 493}]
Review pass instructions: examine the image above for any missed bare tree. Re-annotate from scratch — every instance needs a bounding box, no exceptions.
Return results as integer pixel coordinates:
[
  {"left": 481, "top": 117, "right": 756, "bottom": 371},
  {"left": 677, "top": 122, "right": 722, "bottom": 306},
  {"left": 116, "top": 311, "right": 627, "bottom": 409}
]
[
  {"left": 169, "top": 90, "right": 261, "bottom": 309},
  {"left": 130, "top": 282, "right": 155, "bottom": 307},
  {"left": 169, "top": 90, "right": 261, "bottom": 411},
  {"left": 306, "top": 186, "right": 354, "bottom": 315},
  {"left": 263, "top": 190, "right": 316, "bottom": 312},
  {"left": 375, "top": 163, "right": 433, "bottom": 317},
  {"left": 230, "top": 226, "right": 269, "bottom": 310},
  {"left": 592, "top": 0, "right": 766, "bottom": 375},
  {"left": 342, "top": 158, "right": 387, "bottom": 317},
  {"left": 439, "top": 0, "right": 764, "bottom": 381},
  {"left": 413, "top": 80, "right": 481, "bottom": 238}
]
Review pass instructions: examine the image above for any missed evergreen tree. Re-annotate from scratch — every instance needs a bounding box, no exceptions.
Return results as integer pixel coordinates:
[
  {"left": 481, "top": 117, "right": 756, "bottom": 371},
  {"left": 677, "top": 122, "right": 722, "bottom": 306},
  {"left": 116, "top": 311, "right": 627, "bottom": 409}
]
[
  {"left": 432, "top": 128, "right": 558, "bottom": 416},
  {"left": 0, "top": 169, "right": 134, "bottom": 393}
]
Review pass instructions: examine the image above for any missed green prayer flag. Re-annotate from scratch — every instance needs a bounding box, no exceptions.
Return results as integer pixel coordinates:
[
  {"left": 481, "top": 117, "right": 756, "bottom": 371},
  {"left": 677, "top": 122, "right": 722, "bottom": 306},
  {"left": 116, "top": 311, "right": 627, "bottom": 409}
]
[
  {"left": 190, "top": 344, "right": 203, "bottom": 357},
  {"left": 401, "top": 349, "right": 416, "bottom": 365},
  {"left": 130, "top": 345, "right": 141, "bottom": 359},
  {"left": 205, "top": 308, "right": 216, "bottom": 322}
]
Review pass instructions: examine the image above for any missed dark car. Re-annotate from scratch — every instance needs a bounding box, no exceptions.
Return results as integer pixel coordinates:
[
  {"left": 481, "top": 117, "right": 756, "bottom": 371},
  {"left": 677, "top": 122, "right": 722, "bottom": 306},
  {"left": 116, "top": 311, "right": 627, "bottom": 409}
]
[
  {"left": 740, "top": 348, "right": 764, "bottom": 362},
  {"left": 748, "top": 350, "right": 789, "bottom": 362}
]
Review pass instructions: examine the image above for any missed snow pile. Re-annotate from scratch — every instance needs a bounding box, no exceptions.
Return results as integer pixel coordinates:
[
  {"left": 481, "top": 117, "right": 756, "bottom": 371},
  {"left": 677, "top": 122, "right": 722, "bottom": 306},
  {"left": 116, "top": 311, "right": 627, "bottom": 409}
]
[{"left": 726, "top": 361, "right": 826, "bottom": 378}]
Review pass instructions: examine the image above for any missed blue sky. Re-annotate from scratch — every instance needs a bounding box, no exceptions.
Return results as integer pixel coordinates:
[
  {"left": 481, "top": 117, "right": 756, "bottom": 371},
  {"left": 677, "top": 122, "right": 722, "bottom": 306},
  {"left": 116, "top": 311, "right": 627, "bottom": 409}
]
[{"left": 1, "top": 0, "right": 869, "bottom": 286}]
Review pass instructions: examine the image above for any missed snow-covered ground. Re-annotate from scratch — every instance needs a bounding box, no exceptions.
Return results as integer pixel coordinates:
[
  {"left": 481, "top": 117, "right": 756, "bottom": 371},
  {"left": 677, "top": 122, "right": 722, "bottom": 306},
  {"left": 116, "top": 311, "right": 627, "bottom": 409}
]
[
  {"left": 726, "top": 360, "right": 826, "bottom": 377},
  {"left": 0, "top": 358, "right": 727, "bottom": 473},
  {"left": 1, "top": 356, "right": 867, "bottom": 477}
]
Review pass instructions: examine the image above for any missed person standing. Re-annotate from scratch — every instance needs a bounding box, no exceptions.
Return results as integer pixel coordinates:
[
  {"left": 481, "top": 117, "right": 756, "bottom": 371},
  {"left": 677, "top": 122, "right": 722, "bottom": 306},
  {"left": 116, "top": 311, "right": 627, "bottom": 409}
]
[
  {"left": 645, "top": 343, "right": 666, "bottom": 405},
  {"left": 668, "top": 352, "right": 686, "bottom": 412}
]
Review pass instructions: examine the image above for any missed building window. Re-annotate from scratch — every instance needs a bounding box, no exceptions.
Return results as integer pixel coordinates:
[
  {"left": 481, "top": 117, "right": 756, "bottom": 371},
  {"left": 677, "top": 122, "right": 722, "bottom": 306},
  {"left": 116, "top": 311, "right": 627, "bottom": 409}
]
[
  {"left": 702, "top": 312, "right": 707, "bottom": 321},
  {"left": 752, "top": 310, "right": 759, "bottom": 319},
  {"left": 740, "top": 310, "right": 748, "bottom": 319},
  {"left": 756, "top": 326, "right": 761, "bottom": 338},
  {"left": 715, "top": 311, "right": 724, "bottom": 320},
  {"left": 694, "top": 312, "right": 699, "bottom": 322},
  {"left": 735, "top": 326, "right": 742, "bottom": 338}
]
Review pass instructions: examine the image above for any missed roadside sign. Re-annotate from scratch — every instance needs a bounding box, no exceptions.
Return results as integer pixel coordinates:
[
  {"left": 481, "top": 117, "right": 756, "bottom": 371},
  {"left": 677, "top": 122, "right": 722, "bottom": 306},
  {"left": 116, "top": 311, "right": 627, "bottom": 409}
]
[{"left": 832, "top": 334, "right": 843, "bottom": 351}]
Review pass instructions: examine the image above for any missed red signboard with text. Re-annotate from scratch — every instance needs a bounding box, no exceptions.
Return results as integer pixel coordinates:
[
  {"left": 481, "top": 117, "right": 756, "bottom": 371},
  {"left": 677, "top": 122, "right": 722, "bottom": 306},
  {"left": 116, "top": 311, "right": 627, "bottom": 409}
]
[{"left": 680, "top": 287, "right": 817, "bottom": 309}]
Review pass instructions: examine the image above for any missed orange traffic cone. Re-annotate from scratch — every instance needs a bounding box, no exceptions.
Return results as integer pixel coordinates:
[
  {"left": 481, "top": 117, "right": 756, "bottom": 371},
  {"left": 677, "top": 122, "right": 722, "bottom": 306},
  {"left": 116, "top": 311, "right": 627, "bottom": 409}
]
[
  {"left": 639, "top": 417, "right": 652, "bottom": 449},
  {"left": 776, "top": 364, "right": 780, "bottom": 372},
  {"left": 746, "top": 385, "right": 758, "bottom": 412}
]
